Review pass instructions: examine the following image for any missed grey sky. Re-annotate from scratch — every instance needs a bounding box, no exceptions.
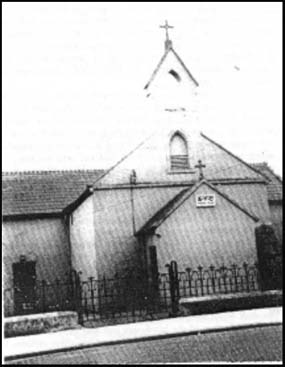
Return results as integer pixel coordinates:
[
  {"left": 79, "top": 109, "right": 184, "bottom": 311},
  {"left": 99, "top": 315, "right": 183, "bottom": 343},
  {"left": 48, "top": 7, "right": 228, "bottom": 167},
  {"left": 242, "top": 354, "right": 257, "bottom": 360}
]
[{"left": 3, "top": 2, "right": 282, "bottom": 176}]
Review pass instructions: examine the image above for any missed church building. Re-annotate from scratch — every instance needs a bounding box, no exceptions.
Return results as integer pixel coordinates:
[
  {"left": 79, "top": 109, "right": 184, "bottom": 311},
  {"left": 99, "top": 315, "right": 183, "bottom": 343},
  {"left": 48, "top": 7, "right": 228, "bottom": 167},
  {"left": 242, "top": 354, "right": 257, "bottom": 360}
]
[{"left": 3, "top": 22, "right": 282, "bottom": 311}]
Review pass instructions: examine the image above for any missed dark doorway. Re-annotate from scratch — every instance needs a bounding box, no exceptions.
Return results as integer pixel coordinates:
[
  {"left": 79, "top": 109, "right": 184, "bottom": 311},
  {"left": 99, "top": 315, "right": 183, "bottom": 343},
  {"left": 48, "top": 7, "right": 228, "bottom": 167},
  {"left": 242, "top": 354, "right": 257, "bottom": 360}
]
[
  {"left": 149, "top": 245, "right": 159, "bottom": 293},
  {"left": 13, "top": 258, "right": 37, "bottom": 314}
]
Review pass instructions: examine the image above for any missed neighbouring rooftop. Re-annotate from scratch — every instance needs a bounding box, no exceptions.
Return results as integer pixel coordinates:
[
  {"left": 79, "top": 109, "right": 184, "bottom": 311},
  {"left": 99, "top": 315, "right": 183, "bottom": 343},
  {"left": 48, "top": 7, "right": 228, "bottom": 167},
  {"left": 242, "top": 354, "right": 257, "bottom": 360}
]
[
  {"left": 251, "top": 163, "right": 282, "bottom": 202},
  {"left": 2, "top": 170, "right": 105, "bottom": 217}
]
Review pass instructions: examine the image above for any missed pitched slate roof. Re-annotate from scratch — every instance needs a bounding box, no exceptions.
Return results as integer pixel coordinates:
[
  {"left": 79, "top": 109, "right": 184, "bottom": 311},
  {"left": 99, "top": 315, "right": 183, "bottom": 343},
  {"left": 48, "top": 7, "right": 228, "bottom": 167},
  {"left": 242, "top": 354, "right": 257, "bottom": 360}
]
[
  {"left": 1, "top": 134, "right": 156, "bottom": 219},
  {"left": 250, "top": 163, "right": 282, "bottom": 202},
  {"left": 2, "top": 170, "right": 105, "bottom": 217},
  {"left": 136, "top": 179, "right": 259, "bottom": 236}
]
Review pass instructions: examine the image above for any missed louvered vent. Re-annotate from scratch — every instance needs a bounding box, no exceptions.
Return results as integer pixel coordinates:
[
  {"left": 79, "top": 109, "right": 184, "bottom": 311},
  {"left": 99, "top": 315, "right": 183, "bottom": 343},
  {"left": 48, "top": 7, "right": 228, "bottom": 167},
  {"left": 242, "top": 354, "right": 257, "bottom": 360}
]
[{"left": 170, "top": 155, "right": 190, "bottom": 170}]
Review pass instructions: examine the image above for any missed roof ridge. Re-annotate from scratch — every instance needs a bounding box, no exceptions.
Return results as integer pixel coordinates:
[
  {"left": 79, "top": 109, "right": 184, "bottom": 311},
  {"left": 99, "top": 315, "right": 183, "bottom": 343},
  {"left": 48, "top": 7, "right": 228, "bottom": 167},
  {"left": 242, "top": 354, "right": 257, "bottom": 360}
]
[{"left": 2, "top": 169, "right": 105, "bottom": 176}]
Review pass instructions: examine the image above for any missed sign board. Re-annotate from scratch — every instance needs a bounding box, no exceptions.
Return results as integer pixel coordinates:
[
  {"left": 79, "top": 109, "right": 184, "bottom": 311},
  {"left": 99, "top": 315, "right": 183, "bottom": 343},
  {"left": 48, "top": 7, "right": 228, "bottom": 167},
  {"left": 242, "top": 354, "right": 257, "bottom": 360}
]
[{"left": 196, "top": 194, "right": 216, "bottom": 207}]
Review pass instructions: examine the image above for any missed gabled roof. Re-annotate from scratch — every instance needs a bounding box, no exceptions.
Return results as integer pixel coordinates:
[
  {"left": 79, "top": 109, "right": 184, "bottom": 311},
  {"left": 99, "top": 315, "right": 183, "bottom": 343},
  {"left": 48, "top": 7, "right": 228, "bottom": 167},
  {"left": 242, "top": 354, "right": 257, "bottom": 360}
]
[
  {"left": 250, "top": 163, "right": 282, "bottom": 202},
  {"left": 136, "top": 179, "right": 260, "bottom": 236},
  {"left": 144, "top": 46, "right": 199, "bottom": 90},
  {"left": 2, "top": 170, "right": 105, "bottom": 218}
]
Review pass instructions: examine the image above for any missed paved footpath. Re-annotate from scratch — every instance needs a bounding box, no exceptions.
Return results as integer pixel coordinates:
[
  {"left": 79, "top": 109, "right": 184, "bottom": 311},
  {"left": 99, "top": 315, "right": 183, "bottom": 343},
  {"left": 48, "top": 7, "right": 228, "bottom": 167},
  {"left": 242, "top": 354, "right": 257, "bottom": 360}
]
[
  {"left": 6, "top": 325, "right": 282, "bottom": 364},
  {"left": 4, "top": 307, "right": 282, "bottom": 362}
]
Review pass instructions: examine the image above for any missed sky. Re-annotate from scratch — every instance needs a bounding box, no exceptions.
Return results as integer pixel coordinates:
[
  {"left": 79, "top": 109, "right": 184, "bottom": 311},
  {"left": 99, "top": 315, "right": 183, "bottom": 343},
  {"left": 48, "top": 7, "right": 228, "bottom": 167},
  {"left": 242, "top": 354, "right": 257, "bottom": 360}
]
[{"left": 2, "top": 2, "right": 282, "bottom": 176}]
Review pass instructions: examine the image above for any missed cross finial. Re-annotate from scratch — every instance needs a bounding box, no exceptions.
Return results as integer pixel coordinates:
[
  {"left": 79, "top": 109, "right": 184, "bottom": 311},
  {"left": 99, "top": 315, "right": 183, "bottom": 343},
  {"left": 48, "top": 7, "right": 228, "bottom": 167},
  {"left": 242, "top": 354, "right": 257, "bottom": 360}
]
[
  {"left": 195, "top": 160, "right": 206, "bottom": 181},
  {"left": 160, "top": 20, "right": 174, "bottom": 41},
  {"left": 160, "top": 20, "right": 174, "bottom": 50}
]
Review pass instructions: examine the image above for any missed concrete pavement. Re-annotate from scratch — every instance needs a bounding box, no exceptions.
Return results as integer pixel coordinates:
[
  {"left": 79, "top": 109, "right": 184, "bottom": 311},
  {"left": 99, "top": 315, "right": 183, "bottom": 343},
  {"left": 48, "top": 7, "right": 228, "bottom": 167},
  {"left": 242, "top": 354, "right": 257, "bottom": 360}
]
[
  {"left": 4, "top": 307, "right": 282, "bottom": 361},
  {"left": 6, "top": 325, "right": 282, "bottom": 364}
]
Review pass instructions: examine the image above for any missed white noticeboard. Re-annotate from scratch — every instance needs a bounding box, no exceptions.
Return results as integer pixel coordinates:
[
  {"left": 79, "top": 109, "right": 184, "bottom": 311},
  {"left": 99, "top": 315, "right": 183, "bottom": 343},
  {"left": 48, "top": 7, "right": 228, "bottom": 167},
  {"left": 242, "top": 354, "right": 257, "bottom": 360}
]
[{"left": 196, "top": 194, "right": 216, "bottom": 207}]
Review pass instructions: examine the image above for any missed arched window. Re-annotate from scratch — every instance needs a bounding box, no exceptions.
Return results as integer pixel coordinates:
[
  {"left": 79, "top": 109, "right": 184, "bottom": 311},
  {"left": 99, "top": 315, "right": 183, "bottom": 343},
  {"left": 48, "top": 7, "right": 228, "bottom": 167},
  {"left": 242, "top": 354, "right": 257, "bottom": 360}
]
[{"left": 170, "top": 132, "right": 190, "bottom": 170}]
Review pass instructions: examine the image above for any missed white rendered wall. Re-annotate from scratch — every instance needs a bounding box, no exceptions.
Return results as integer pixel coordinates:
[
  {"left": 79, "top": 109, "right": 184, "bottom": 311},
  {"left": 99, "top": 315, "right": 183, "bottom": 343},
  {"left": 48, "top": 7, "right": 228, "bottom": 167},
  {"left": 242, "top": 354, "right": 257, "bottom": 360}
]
[{"left": 69, "top": 195, "right": 97, "bottom": 281}]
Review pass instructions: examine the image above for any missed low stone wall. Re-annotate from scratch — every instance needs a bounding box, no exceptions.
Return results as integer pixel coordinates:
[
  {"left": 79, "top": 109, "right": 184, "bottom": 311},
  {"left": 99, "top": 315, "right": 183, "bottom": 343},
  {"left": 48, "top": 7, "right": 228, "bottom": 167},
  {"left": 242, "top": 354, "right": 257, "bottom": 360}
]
[
  {"left": 179, "top": 290, "right": 282, "bottom": 316},
  {"left": 5, "top": 311, "right": 80, "bottom": 338}
]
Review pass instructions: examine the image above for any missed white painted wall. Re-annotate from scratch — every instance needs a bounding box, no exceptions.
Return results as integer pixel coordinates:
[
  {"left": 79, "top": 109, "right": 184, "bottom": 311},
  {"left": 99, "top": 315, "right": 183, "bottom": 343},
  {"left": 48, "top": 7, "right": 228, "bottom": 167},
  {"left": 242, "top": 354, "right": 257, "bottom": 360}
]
[
  {"left": 3, "top": 218, "right": 70, "bottom": 288},
  {"left": 69, "top": 195, "right": 97, "bottom": 281},
  {"left": 99, "top": 125, "right": 265, "bottom": 186},
  {"left": 155, "top": 183, "right": 259, "bottom": 271}
]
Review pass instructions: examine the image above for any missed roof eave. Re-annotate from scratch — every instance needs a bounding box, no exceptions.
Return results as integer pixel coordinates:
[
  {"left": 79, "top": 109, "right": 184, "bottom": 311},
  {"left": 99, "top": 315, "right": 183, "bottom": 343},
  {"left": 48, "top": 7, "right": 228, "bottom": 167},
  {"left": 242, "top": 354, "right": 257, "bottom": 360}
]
[
  {"left": 200, "top": 133, "right": 270, "bottom": 182},
  {"left": 2, "top": 211, "right": 63, "bottom": 221},
  {"left": 171, "top": 47, "right": 199, "bottom": 87},
  {"left": 63, "top": 186, "right": 94, "bottom": 215}
]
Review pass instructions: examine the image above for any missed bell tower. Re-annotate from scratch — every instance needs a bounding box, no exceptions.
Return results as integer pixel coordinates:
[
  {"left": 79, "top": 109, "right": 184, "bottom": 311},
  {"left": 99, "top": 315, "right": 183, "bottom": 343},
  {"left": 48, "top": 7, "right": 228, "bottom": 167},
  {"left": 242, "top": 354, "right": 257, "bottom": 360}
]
[{"left": 144, "top": 21, "right": 199, "bottom": 132}]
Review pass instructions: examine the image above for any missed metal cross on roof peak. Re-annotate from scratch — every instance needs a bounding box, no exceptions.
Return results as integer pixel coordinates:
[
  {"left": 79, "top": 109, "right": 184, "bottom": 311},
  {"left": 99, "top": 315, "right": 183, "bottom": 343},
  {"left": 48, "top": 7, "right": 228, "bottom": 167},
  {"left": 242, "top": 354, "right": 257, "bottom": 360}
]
[
  {"left": 195, "top": 160, "right": 206, "bottom": 181},
  {"left": 159, "top": 20, "right": 174, "bottom": 41}
]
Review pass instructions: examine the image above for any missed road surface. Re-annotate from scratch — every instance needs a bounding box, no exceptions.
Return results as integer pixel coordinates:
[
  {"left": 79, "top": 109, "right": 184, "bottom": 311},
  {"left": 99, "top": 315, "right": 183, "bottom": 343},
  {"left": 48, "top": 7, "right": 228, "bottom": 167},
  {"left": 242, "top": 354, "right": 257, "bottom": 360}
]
[{"left": 6, "top": 324, "right": 282, "bottom": 364}]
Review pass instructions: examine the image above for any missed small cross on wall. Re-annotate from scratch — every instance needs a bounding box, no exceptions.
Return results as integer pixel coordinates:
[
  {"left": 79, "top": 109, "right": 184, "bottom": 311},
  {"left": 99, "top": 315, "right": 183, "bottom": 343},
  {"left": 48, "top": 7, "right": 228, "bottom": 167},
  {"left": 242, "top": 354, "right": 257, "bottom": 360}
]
[
  {"left": 130, "top": 169, "right": 137, "bottom": 185},
  {"left": 195, "top": 160, "right": 206, "bottom": 181}
]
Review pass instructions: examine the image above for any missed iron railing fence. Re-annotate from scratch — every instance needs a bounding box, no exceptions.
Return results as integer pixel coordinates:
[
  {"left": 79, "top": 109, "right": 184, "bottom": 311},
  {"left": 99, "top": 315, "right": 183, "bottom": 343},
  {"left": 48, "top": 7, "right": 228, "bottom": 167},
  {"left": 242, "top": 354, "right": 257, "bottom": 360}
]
[
  {"left": 177, "top": 262, "right": 260, "bottom": 298},
  {"left": 79, "top": 272, "right": 174, "bottom": 323},
  {"left": 4, "top": 262, "right": 261, "bottom": 320}
]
